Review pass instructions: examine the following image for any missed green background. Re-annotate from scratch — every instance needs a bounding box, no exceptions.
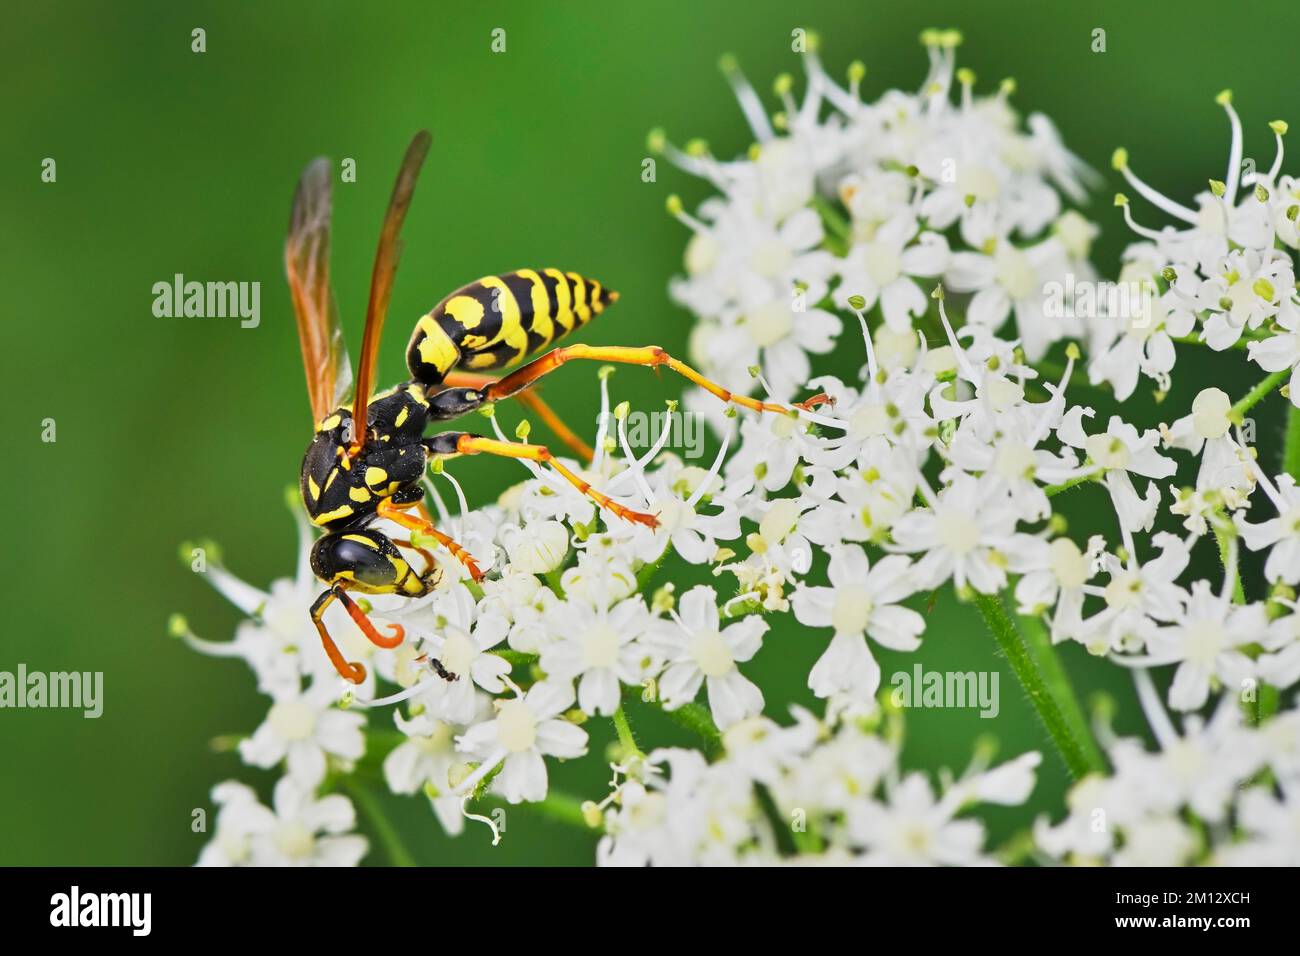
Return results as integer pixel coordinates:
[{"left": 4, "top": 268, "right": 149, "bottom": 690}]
[{"left": 3, "top": 0, "right": 1297, "bottom": 865}]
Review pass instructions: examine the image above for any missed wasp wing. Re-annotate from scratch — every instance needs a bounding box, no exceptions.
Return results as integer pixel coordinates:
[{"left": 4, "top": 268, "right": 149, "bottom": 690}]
[
  {"left": 349, "top": 130, "right": 432, "bottom": 448},
  {"left": 285, "top": 157, "right": 353, "bottom": 426}
]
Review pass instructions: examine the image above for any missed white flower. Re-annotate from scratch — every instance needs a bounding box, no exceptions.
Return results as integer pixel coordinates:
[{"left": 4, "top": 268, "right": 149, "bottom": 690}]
[
  {"left": 396, "top": 584, "right": 510, "bottom": 725},
  {"left": 891, "top": 474, "right": 1021, "bottom": 594},
  {"left": 792, "top": 547, "right": 923, "bottom": 701},
  {"left": 1140, "top": 582, "right": 1264, "bottom": 711},
  {"left": 1238, "top": 472, "right": 1300, "bottom": 585},
  {"left": 650, "top": 585, "right": 767, "bottom": 729},
  {"left": 540, "top": 596, "right": 658, "bottom": 716},
  {"left": 383, "top": 708, "right": 469, "bottom": 836},
  {"left": 846, "top": 774, "right": 989, "bottom": 866},
  {"left": 456, "top": 680, "right": 588, "bottom": 804},
  {"left": 834, "top": 213, "right": 949, "bottom": 331},
  {"left": 239, "top": 679, "right": 366, "bottom": 786},
  {"left": 197, "top": 777, "right": 367, "bottom": 867}
]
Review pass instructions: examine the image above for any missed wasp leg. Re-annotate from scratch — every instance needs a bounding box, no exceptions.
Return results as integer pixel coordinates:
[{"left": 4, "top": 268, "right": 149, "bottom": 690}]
[
  {"left": 432, "top": 432, "right": 659, "bottom": 529},
  {"left": 376, "top": 496, "right": 486, "bottom": 582},
  {"left": 442, "top": 371, "right": 595, "bottom": 463},
  {"left": 310, "top": 587, "right": 385, "bottom": 684},
  {"left": 390, "top": 537, "right": 438, "bottom": 576},
  {"left": 794, "top": 391, "right": 835, "bottom": 411},
  {"left": 478, "top": 344, "right": 790, "bottom": 416}
]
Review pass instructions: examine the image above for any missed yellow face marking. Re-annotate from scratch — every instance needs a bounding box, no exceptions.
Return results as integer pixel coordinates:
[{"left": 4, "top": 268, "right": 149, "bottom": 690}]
[
  {"left": 365, "top": 466, "right": 388, "bottom": 488},
  {"left": 314, "top": 505, "right": 354, "bottom": 525},
  {"left": 415, "top": 314, "right": 461, "bottom": 374},
  {"left": 349, "top": 486, "right": 372, "bottom": 503},
  {"left": 444, "top": 294, "right": 486, "bottom": 329},
  {"left": 395, "top": 406, "right": 409, "bottom": 428},
  {"left": 306, "top": 475, "right": 320, "bottom": 501},
  {"left": 318, "top": 414, "right": 341, "bottom": 432},
  {"left": 545, "top": 268, "right": 574, "bottom": 332}
]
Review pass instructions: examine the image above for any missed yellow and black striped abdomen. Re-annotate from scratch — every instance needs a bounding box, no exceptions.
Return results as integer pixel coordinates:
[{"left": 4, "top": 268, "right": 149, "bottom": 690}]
[{"left": 406, "top": 268, "right": 618, "bottom": 383}]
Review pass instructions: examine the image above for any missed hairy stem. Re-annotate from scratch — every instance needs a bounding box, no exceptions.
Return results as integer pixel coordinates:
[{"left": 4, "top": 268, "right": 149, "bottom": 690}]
[
  {"left": 611, "top": 705, "right": 644, "bottom": 759},
  {"left": 973, "top": 593, "right": 1104, "bottom": 780},
  {"left": 1018, "top": 613, "right": 1106, "bottom": 774},
  {"left": 1231, "top": 368, "right": 1289, "bottom": 419}
]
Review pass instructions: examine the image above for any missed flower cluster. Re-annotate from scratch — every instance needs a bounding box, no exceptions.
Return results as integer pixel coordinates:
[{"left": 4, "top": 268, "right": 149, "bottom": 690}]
[{"left": 184, "top": 31, "right": 1300, "bottom": 866}]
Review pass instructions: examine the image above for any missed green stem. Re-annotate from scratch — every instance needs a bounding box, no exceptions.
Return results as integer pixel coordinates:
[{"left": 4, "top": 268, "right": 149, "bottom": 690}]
[
  {"left": 1044, "top": 469, "right": 1103, "bottom": 497},
  {"left": 811, "top": 195, "right": 851, "bottom": 255},
  {"left": 611, "top": 705, "right": 644, "bottom": 759},
  {"left": 651, "top": 698, "right": 723, "bottom": 755},
  {"left": 1213, "top": 520, "right": 1246, "bottom": 604},
  {"left": 1231, "top": 368, "right": 1289, "bottom": 419},
  {"left": 342, "top": 780, "right": 416, "bottom": 867},
  {"left": 1018, "top": 613, "right": 1106, "bottom": 774},
  {"left": 1284, "top": 403, "right": 1300, "bottom": 480},
  {"left": 973, "top": 593, "right": 1103, "bottom": 780},
  {"left": 491, "top": 649, "right": 539, "bottom": 668}
]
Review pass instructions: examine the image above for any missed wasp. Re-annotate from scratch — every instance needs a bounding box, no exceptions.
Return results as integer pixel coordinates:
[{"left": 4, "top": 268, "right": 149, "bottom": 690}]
[{"left": 285, "top": 130, "right": 788, "bottom": 685}]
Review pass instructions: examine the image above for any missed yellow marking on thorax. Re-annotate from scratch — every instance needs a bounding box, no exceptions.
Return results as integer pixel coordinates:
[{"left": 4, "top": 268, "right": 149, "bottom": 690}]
[
  {"left": 365, "top": 466, "right": 388, "bottom": 488},
  {"left": 444, "top": 294, "right": 485, "bottom": 329},
  {"left": 415, "top": 314, "right": 461, "bottom": 374},
  {"left": 323, "top": 469, "right": 339, "bottom": 492},
  {"left": 395, "top": 406, "right": 409, "bottom": 428},
  {"left": 307, "top": 475, "right": 321, "bottom": 501},
  {"left": 314, "top": 504, "right": 354, "bottom": 525},
  {"left": 545, "top": 268, "right": 574, "bottom": 333},
  {"left": 349, "top": 486, "right": 372, "bottom": 503}
]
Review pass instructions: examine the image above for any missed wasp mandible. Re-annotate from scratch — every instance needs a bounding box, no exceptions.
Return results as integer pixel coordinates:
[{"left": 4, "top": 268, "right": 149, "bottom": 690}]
[{"left": 285, "top": 130, "right": 789, "bottom": 685}]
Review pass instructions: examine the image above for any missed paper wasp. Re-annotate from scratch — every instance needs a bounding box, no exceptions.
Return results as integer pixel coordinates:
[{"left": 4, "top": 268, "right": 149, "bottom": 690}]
[{"left": 286, "top": 130, "right": 788, "bottom": 685}]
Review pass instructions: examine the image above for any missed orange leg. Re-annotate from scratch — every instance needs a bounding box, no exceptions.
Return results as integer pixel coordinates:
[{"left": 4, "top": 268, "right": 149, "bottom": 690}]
[
  {"left": 444, "top": 371, "right": 595, "bottom": 463},
  {"left": 377, "top": 497, "right": 486, "bottom": 582},
  {"left": 310, "top": 584, "right": 406, "bottom": 684},
  {"left": 794, "top": 392, "right": 835, "bottom": 411},
  {"left": 390, "top": 536, "right": 438, "bottom": 576},
  {"left": 449, "top": 434, "right": 658, "bottom": 529},
  {"left": 480, "top": 345, "right": 790, "bottom": 416}
]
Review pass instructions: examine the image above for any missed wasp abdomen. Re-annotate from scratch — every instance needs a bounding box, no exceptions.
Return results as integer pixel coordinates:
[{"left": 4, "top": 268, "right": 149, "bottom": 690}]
[{"left": 406, "top": 269, "right": 618, "bottom": 384}]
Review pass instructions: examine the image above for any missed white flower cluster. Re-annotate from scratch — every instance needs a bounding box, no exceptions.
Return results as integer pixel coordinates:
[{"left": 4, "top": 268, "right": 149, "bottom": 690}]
[
  {"left": 597, "top": 709, "right": 1040, "bottom": 866},
  {"left": 183, "top": 31, "right": 1300, "bottom": 866}
]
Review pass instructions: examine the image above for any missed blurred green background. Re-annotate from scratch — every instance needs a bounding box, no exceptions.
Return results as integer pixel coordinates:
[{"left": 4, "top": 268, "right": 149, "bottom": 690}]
[{"left": 3, "top": 0, "right": 1297, "bottom": 865}]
